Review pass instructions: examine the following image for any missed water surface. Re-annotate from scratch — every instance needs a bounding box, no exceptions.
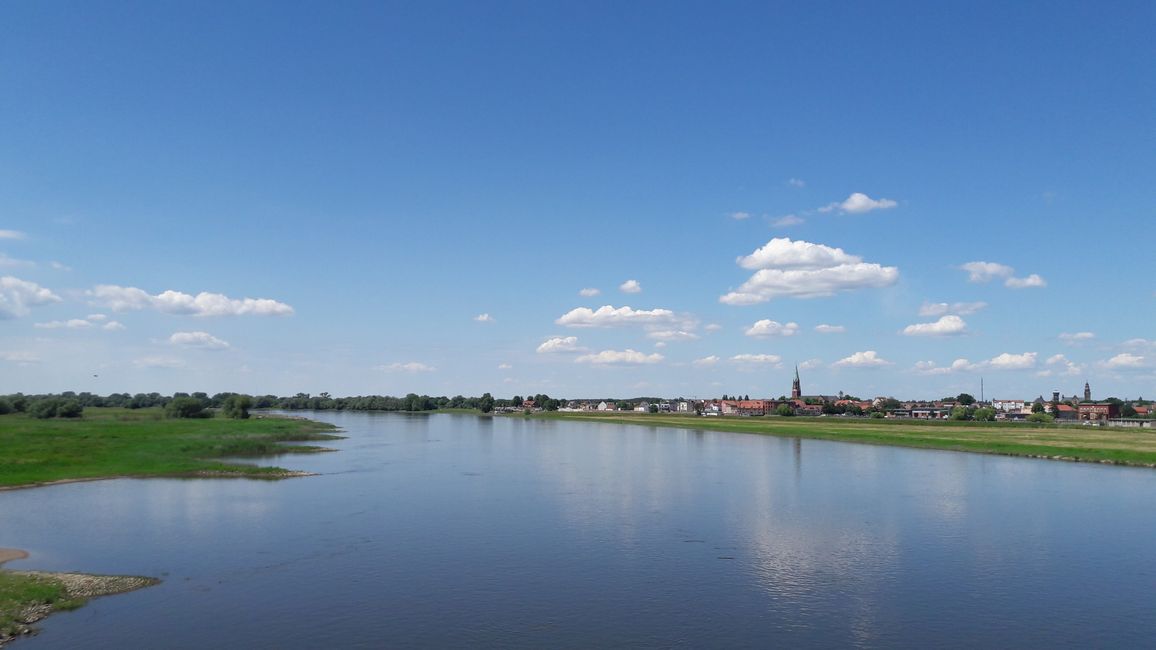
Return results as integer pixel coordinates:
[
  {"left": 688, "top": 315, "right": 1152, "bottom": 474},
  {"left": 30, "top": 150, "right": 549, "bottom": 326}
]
[{"left": 3, "top": 412, "right": 1154, "bottom": 648}]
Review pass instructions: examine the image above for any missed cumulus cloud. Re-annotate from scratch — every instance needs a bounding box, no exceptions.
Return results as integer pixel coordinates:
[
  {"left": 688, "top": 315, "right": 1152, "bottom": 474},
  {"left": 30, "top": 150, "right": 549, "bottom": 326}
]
[
  {"left": 0, "top": 351, "right": 39, "bottom": 364},
  {"left": 985, "top": 352, "right": 1037, "bottom": 370},
  {"left": 88, "top": 284, "right": 293, "bottom": 317},
  {"left": 693, "top": 355, "right": 719, "bottom": 367},
  {"left": 960, "top": 261, "right": 1015, "bottom": 283},
  {"left": 1005, "top": 274, "right": 1046, "bottom": 289},
  {"left": 799, "top": 358, "right": 823, "bottom": 370},
  {"left": 730, "top": 211, "right": 752, "bottom": 220},
  {"left": 50, "top": 261, "right": 71, "bottom": 271},
  {"left": 578, "top": 288, "right": 601, "bottom": 297},
  {"left": 0, "top": 276, "right": 62, "bottom": 319},
  {"left": 575, "top": 349, "right": 663, "bottom": 365},
  {"left": 35, "top": 313, "right": 123, "bottom": 331},
  {"left": 814, "top": 324, "right": 845, "bottom": 334},
  {"left": 555, "top": 305, "right": 678, "bottom": 328},
  {"left": 498, "top": 363, "right": 512, "bottom": 369},
  {"left": 820, "top": 193, "right": 897, "bottom": 214},
  {"left": 771, "top": 215, "right": 804, "bottom": 228},
  {"left": 133, "top": 356, "right": 186, "bottom": 369},
  {"left": 619, "top": 279, "right": 642, "bottom": 294},
  {"left": 918, "top": 301, "right": 987, "bottom": 317},
  {"left": 536, "top": 336, "right": 585, "bottom": 354},
  {"left": 0, "top": 230, "right": 26, "bottom": 240},
  {"left": 1039, "top": 353, "right": 1083, "bottom": 377},
  {"left": 1058, "top": 331, "right": 1095, "bottom": 345},
  {"left": 170, "top": 331, "right": 230, "bottom": 350},
  {"left": 378, "top": 361, "right": 435, "bottom": 372},
  {"left": 1104, "top": 353, "right": 1147, "bottom": 369},
  {"left": 646, "top": 330, "right": 699, "bottom": 342},
  {"left": 730, "top": 353, "right": 782, "bottom": 365},
  {"left": 736, "top": 238, "right": 861, "bottom": 271},
  {"left": 474, "top": 313, "right": 494, "bottom": 323},
  {"left": 744, "top": 319, "right": 799, "bottom": 338},
  {"left": 704, "top": 323, "right": 722, "bottom": 332},
  {"left": 902, "top": 315, "right": 968, "bottom": 337},
  {"left": 914, "top": 359, "right": 974, "bottom": 375},
  {"left": 833, "top": 351, "right": 891, "bottom": 368},
  {"left": 0, "top": 253, "right": 35, "bottom": 268},
  {"left": 723, "top": 238, "right": 898, "bottom": 305},
  {"left": 787, "top": 178, "right": 805, "bottom": 188}
]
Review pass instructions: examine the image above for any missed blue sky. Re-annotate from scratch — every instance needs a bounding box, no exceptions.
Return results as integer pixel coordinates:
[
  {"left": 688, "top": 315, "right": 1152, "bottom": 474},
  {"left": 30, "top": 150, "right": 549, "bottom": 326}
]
[{"left": 1, "top": 1, "right": 1153, "bottom": 400}]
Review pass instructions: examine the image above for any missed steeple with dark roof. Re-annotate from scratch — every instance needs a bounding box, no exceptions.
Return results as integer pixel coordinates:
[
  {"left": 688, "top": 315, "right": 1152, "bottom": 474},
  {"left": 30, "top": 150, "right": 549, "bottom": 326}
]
[{"left": 791, "top": 365, "right": 802, "bottom": 400}]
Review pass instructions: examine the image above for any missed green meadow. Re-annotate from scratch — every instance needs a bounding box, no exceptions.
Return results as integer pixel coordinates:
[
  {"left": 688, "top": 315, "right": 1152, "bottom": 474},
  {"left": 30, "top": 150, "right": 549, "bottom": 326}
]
[
  {"left": 0, "top": 408, "right": 342, "bottom": 489},
  {"left": 544, "top": 411, "right": 1156, "bottom": 467}
]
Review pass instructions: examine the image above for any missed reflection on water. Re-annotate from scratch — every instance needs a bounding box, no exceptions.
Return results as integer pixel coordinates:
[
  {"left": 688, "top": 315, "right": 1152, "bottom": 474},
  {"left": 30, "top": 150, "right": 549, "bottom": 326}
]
[{"left": 3, "top": 412, "right": 1156, "bottom": 648}]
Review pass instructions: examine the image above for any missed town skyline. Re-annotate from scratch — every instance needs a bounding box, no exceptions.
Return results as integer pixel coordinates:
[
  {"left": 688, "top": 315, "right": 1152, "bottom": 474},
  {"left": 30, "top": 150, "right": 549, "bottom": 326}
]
[{"left": 1, "top": 2, "right": 1153, "bottom": 399}]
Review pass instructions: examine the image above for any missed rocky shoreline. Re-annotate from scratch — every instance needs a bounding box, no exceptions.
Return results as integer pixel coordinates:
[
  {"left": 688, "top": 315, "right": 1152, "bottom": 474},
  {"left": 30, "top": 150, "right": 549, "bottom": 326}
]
[{"left": 0, "top": 549, "right": 159, "bottom": 647}]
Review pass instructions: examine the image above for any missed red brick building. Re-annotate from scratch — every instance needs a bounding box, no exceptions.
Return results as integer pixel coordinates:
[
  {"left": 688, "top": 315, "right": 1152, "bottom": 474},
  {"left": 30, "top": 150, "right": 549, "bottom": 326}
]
[{"left": 1077, "top": 402, "right": 1120, "bottom": 422}]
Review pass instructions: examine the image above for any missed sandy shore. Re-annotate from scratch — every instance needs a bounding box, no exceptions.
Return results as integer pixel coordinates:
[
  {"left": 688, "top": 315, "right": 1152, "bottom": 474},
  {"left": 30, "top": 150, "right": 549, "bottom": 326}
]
[
  {"left": 0, "top": 550, "right": 28, "bottom": 567},
  {"left": 0, "top": 549, "right": 159, "bottom": 647}
]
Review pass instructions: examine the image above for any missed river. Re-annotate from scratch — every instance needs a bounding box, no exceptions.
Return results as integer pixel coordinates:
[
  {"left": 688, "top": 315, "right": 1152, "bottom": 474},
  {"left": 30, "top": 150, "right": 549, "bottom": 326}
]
[{"left": 3, "top": 411, "right": 1155, "bottom": 648}]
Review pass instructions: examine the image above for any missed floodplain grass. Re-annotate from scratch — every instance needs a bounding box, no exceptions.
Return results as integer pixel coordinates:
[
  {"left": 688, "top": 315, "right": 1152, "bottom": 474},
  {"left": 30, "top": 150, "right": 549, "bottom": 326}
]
[
  {"left": 0, "top": 407, "right": 343, "bottom": 489},
  {"left": 542, "top": 411, "right": 1156, "bottom": 467}
]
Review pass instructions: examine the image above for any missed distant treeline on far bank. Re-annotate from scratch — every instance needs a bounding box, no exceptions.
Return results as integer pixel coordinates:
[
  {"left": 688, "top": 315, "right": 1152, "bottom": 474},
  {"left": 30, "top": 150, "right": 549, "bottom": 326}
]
[{"left": 0, "top": 391, "right": 554, "bottom": 417}]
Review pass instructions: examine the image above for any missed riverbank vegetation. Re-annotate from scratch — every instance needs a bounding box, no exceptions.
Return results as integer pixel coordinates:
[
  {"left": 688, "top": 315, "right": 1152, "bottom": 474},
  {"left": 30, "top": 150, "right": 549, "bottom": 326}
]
[
  {"left": 544, "top": 411, "right": 1156, "bottom": 467},
  {"left": 0, "top": 408, "right": 342, "bottom": 489}
]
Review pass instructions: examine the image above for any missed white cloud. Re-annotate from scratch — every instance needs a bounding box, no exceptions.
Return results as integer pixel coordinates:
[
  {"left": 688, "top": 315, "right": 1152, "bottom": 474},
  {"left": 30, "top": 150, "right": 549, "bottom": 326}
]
[
  {"left": 1105, "top": 353, "right": 1147, "bottom": 369},
  {"left": 536, "top": 336, "right": 584, "bottom": 354},
  {"left": 0, "top": 350, "right": 39, "bottom": 364},
  {"left": 724, "top": 238, "right": 898, "bottom": 304},
  {"left": 693, "top": 355, "right": 719, "bottom": 367},
  {"left": 575, "top": 349, "right": 663, "bottom": 365},
  {"left": 833, "top": 350, "right": 891, "bottom": 368},
  {"left": 0, "top": 276, "right": 62, "bottom": 319},
  {"left": 737, "top": 238, "right": 861, "bottom": 271},
  {"left": 35, "top": 318, "right": 92, "bottom": 329},
  {"left": 1058, "top": 331, "right": 1095, "bottom": 345},
  {"left": 133, "top": 356, "right": 186, "bottom": 369},
  {"left": 88, "top": 284, "right": 293, "bottom": 317},
  {"left": 474, "top": 313, "right": 494, "bottom": 323},
  {"left": 103, "top": 321, "right": 125, "bottom": 331},
  {"left": 771, "top": 215, "right": 804, "bottom": 228},
  {"left": 578, "top": 288, "right": 601, "bottom": 297},
  {"left": 704, "top": 323, "right": 722, "bottom": 332},
  {"left": 654, "top": 341, "right": 667, "bottom": 348},
  {"left": 730, "top": 353, "right": 782, "bottom": 365},
  {"left": 619, "top": 279, "right": 642, "bottom": 294},
  {"left": 170, "top": 331, "right": 230, "bottom": 350},
  {"left": 960, "top": 261, "right": 1015, "bottom": 283},
  {"left": 730, "top": 211, "right": 752, "bottom": 220},
  {"left": 814, "top": 324, "right": 845, "bottom": 334},
  {"left": 799, "top": 358, "right": 823, "bottom": 370},
  {"left": 555, "top": 305, "right": 678, "bottom": 328},
  {"left": 1005, "top": 274, "right": 1047, "bottom": 289},
  {"left": 646, "top": 330, "right": 699, "bottom": 342},
  {"left": 1042, "top": 354, "right": 1083, "bottom": 377},
  {"left": 721, "top": 263, "right": 899, "bottom": 305},
  {"left": 985, "top": 352, "right": 1037, "bottom": 370},
  {"left": 787, "top": 178, "right": 805, "bottom": 188},
  {"left": 744, "top": 319, "right": 799, "bottom": 338},
  {"left": 820, "top": 193, "right": 897, "bottom": 214},
  {"left": 0, "top": 230, "right": 26, "bottom": 240},
  {"left": 50, "top": 261, "right": 71, "bottom": 271},
  {"left": 378, "top": 361, "right": 435, "bottom": 372},
  {"left": 918, "top": 301, "right": 987, "bottom": 317},
  {"left": 0, "top": 253, "right": 35, "bottom": 268},
  {"left": 498, "top": 363, "right": 512, "bottom": 369},
  {"left": 86, "top": 313, "right": 108, "bottom": 321},
  {"left": 902, "top": 315, "right": 968, "bottom": 337},
  {"left": 914, "top": 358, "right": 974, "bottom": 375}
]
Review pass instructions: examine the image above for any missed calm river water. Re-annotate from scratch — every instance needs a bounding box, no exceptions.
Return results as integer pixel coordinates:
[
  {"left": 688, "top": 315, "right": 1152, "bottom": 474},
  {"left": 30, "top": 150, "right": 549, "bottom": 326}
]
[{"left": 4, "top": 412, "right": 1156, "bottom": 648}]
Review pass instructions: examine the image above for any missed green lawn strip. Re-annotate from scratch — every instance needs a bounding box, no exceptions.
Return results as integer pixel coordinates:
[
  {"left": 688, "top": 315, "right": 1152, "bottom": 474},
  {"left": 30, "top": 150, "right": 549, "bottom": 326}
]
[
  {"left": 0, "top": 409, "right": 343, "bottom": 488},
  {"left": 544, "top": 413, "right": 1156, "bottom": 467}
]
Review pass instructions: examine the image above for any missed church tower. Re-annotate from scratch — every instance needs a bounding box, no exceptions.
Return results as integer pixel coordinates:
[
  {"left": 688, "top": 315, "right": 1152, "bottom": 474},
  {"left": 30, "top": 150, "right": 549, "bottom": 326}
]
[
  {"left": 1084, "top": 382, "right": 1091, "bottom": 402},
  {"left": 791, "top": 365, "right": 802, "bottom": 400}
]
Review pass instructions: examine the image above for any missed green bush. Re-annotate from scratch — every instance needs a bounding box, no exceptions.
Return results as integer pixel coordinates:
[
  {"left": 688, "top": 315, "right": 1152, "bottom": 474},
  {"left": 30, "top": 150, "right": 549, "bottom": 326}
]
[
  {"left": 1027, "top": 412, "right": 1055, "bottom": 424},
  {"left": 165, "top": 397, "right": 211, "bottom": 419},
  {"left": 28, "top": 399, "right": 60, "bottom": 419},
  {"left": 221, "top": 395, "right": 252, "bottom": 419},
  {"left": 57, "top": 399, "right": 84, "bottom": 418}
]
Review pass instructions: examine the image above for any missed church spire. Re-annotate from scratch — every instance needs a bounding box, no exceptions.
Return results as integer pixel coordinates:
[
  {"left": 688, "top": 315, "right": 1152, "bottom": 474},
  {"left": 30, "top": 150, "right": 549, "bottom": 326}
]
[{"left": 791, "top": 365, "right": 802, "bottom": 400}]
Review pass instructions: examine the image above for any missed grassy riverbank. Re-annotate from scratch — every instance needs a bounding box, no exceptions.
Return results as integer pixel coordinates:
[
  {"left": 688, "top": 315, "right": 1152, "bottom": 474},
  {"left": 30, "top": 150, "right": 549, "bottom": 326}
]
[
  {"left": 0, "top": 408, "right": 342, "bottom": 489},
  {"left": 542, "top": 411, "right": 1156, "bottom": 467}
]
